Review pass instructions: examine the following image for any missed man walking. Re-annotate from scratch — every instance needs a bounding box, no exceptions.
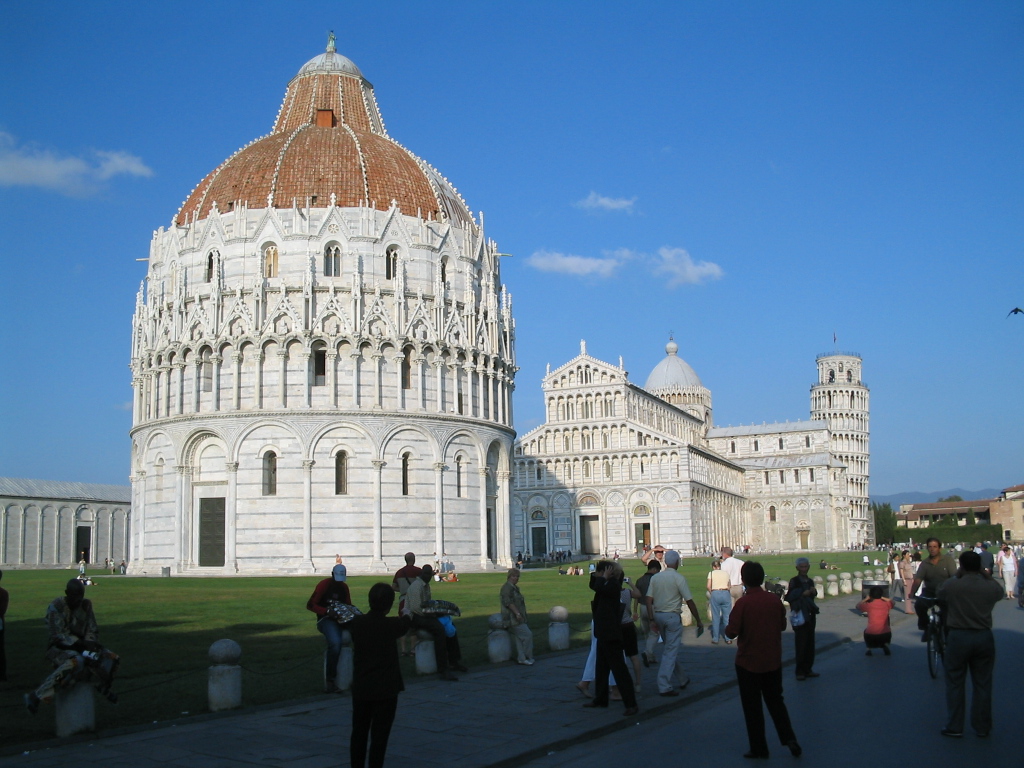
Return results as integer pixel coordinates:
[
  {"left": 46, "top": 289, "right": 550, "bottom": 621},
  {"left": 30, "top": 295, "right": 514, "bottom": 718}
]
[
  {"left": 646, "top": 550, "right": 704, "bottom": 696},
  {"left": 725, "top": 561, "right": 801, "bottom": 760},
  {"left": 500, "top": 568, "right": 534, "bottom": 665},
  {"left": 936, "top": 550, "right": 1003, "bottom": 738},
  {"left": 721, "top": 547, "right": 745, "bottom": 605}
]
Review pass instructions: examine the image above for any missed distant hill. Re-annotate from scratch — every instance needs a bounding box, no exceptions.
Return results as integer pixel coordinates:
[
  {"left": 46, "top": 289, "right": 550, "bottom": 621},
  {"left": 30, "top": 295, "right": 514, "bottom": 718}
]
[{"left": 870, "top": 488, "right": 1004, "bottom": 508}]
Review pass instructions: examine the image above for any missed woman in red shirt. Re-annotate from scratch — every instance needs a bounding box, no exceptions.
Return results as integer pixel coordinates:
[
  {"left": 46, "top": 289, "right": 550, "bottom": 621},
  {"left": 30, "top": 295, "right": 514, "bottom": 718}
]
[{"left": 856, "top": 586, "right": 893, "bottom": 656}]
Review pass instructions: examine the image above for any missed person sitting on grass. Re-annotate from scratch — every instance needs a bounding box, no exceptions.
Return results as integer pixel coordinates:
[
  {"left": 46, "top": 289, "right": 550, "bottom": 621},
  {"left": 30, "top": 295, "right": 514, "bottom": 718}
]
[
  {"left": 856, "top": 586, "right": 893, "bottom": 656},
  {"left": 24, "top": 579, "right": 119, "bottom": 714}
]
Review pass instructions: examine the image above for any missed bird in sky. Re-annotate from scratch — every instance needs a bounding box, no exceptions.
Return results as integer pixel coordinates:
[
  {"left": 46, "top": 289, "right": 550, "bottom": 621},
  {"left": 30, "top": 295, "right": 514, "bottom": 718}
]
[{"left": 1009, "top": 307, "right": 1024, "bottom": 317}]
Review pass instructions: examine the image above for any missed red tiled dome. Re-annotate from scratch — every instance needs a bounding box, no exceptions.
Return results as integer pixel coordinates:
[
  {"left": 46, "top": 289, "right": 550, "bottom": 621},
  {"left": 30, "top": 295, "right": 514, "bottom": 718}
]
[{"left": 176, "top": 47, "right": 473, "bottom": 228}]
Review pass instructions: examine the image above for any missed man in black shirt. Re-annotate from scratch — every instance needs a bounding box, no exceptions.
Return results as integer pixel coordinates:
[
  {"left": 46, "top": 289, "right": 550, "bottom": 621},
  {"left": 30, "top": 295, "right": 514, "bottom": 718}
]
[{"left": 347, "top": 582, "right": 412, "bottom": 768}]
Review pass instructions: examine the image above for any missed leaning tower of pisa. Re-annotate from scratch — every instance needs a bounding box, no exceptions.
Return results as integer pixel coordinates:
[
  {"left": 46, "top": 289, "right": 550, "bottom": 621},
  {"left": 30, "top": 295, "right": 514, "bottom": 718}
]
[{"left": 810, "top": 353, "right": 871, "bottom": 544}]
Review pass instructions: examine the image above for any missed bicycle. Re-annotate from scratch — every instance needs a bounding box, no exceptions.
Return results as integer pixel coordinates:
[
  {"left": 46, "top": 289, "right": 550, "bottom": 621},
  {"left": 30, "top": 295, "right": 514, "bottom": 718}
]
[{"left": 925, "top": 601, "right": 945, "bottom": 679}]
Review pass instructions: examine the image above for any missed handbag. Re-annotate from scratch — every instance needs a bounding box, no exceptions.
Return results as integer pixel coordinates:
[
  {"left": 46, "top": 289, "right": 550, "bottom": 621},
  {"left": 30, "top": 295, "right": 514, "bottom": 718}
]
[{"left": 789, "top": 608, "right": 806, "bottom": 628}]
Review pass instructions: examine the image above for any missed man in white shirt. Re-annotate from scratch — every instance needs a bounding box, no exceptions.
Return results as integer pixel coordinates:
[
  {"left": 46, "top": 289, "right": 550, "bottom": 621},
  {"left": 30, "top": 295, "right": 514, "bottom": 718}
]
[
  {"left": 721, "top": 547, "right": 745, "bottom": 605},
  {"left": 646, "top": 550, "right": 704, "bottom": 696}
]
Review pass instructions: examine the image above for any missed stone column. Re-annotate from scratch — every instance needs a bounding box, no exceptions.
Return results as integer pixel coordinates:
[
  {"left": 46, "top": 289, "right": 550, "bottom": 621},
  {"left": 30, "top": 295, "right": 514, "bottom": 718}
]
[
  {"left": 254, "top": 352, "right": 264, "bottom": 410},
  {"left": 350, "top": 352, "right": 361, "bottom": 408},
  {"left": 495, "top": 470, "right": 512, "bottom": 565},
  {"left": 478, "top": 468, "right": 490, "bottom": 568},
  {"left": 211, "top": 354, "right": 223, "bottom": 411},
  {"left": 371, "top": 353, "right": 383, "bottom": 408},
  {"left": 433, "top": 360, "right": 444, "bottom": 412},
  {"left": 482, "top": 370, "right": 491, "bottom": 420},
  {"left": 232, "top": 353, "right": 243, "bottom": 410},
  {"left": 414, "top": 356, "right": 427, "bottom": 410},
  {"left": 447, "top": 363, "right": 460, "bottom": 414},
  {"left": 174, "top": 465, "right": 190, "bottom": 572},
  {"left": 193, "top": 360, "right": 202, "bottom": 413},
  {"left": 302, "top": 460, "right": 314, "bottom": 568},
  {"left": 301, "top": 351, "right": 312, "bottom": 409},
  {"left": 131, "top": 377, "right": 142, "bottom": 424},
  {"left": 548, "top": 606, "right": 570, "bottom": 650},
  {"left": 372, "top": 460, "right": 386, "bottom": 566},
  {"left": 225, "top": 462, "right": 238, "bottom": 572},
  {"left": 327, "top": 351, "right": 338, "bottom": 408},
  {"left": 175, "top": 362, "right": 186, "bottom": 415},
  {"left": 132, "top": 471, "right": 145, "bottom": 568},
  {"left": 393, "top": 355, "right": 406, "bottom": 410},
  {"left": 277, "top": 350, "right": 288, "bottom": 408},
  {"left": 433, "top": 462, "right": 446, "bottom": 558},
  {"left": 150, "top": 369, "right": 160, "bottom": 419}
]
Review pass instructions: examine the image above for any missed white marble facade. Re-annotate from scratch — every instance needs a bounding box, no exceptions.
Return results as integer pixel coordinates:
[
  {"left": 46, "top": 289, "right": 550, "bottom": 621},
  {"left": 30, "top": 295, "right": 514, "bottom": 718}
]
[
  {"left": 0, "top": 478, "right": 130, "bottom": 567},
  {"left": 128, "top": 45, "right": 515, "bottom": 575},
  {"left": 512, "top": 342, "right": 870, "bottom": 556}
]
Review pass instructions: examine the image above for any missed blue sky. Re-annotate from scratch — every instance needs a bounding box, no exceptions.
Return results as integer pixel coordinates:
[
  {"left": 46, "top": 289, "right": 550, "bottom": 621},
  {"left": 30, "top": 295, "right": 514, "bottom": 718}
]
[{"left": 1, "top": 2, "right": 1021, "bottom": 496}]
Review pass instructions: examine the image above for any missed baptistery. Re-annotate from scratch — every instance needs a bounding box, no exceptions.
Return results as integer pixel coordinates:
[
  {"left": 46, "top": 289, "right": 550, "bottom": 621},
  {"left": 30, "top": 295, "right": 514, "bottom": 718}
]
[{"left": 129, "top": 40, "right": 516, "bottom": 574}]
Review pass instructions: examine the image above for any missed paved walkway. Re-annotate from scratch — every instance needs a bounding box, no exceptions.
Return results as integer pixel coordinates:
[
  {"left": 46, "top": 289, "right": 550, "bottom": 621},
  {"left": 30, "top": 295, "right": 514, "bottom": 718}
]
[{"left": 1, "top": 592, "right": 914, "bottom": 768}]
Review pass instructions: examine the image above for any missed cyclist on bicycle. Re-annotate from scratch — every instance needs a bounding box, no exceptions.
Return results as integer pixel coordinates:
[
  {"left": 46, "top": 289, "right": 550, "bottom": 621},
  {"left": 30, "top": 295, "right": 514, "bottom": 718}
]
[{"left": 909, "top": 537, "right": 958, "bottom": 641}]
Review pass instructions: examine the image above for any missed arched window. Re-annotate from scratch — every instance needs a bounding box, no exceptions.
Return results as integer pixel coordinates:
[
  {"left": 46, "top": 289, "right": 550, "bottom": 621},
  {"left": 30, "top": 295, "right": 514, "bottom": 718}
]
[
  {"left": 335, "top": 451, "right": 348, "bottom": 495},
  {"left": 262, "top": 451, "right": 277, "bottom": 496},
  {"left": 264, "top": 244, "right": 279, "bottom": 278},
  {"left": 401, "top": 452, "right": 411, "bottom": 495},
  {"left": 563, "top": 435, "right": 570, "bottom": 452},
  {"left": 440, "top": 257, "right": 448, "bottom": 285},
  {"left": 535, "top": 465, "right": 542, "bottom": 481},
  {"left": 794, "top": 469, "right": 800, "bottom": 483},
  {"left": 324, "top": 244, "right": 341, "bottom": 277},
  {"left": 753, "top": 439, "right": 759, "bottom": 452},
  {"left": 828, "top": 369, "right": 835, "bottom": 383},
  {"left": 604, "top": 460, "right": 611, "bottom": 480},
  {"left": 730, "top": 441, "right": 736, "bottom": 454},
  {"left": 778, "top": 437, "right": 784, "bottom": 450},
  {"left": 385, "top": 245, "right": 399, "bottom": 280},
  {"left": 313, "top": 348, "right": 327, "bottom": 386},
  {"left": 809, "top": 468, "right": 815, "bottom": 482},
  {"left": 769, "top": 505, "right": 777, "bottom": 522},
  {"left": 206, "top": 251, "right": 217, "bottom": 283},
  {"left": 805, "top": 435, "right": 810, "bottom": 448},
  {"left": 455, "top": 457, "right": 463, "bottom": 497},
  {"left": 583, "top": 460, "right": 590, "bottom": 479},
  {"left": 847, "top": 370, "right": 853, "bottom": 382}
]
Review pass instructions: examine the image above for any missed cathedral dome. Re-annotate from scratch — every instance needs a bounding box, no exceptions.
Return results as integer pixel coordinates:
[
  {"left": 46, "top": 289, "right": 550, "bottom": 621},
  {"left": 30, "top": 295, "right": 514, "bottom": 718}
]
[
  {"left": 645, "top": 338, "right": 703, "bottom": 391},
  {"left": 175, "top": 41, "right": 474, "bottom": 228}
]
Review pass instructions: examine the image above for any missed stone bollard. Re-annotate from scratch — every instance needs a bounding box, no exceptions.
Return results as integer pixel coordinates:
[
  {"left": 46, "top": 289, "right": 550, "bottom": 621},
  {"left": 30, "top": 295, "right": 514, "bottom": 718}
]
[
  {"left": 840, "top": 573, "right": 852, "bottom": 594},
  {"left": 487, "top": 614, "right": 512, "bottom": 663},
  {"left": 826, "top": 574, "right": 839, "bottom": 596},
  {"left": 853, "top": 571, "right": 864, "bottom": 592},
  {"left": 208, "top": 639, "right": 242, "bottom": 712},
  {"left": 548, "top": 606, "right": 570, "bottom": 651},
  {"left": 55, "top": 681, "right": 95, "bottom": 738},
  {"left": 812, "top": 576, "right": 823, "bottom": 599},
  {"left": 333, "top": 630, "right": 354, "bottom": 691},
  {"left": 414, "top": 629, "right": 437, "bottom": 675}
]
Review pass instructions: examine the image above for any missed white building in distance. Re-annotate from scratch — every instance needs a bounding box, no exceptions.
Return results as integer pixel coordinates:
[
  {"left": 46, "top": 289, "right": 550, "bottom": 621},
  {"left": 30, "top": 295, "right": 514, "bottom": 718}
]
[
  {"left": 128, "top": 41, "right": 516, "bottom": 575},
  {"left": 511, "top": 342, "right": 870, "bottom": 556}
]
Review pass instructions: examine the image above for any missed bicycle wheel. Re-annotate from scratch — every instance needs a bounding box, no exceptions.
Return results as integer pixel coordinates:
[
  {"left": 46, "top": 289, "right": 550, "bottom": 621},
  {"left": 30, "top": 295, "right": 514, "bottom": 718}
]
[{"left": 927, "top": 627, "right": 941, "bottom": 678}]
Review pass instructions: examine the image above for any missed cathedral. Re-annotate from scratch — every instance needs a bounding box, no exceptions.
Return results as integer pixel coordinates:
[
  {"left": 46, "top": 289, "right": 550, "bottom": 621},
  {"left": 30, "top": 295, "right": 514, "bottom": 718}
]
[
  {"left": 127, "top": 40, "right": 516, "bottom": 575},
  {"left": 510, "top": 341, "right": 870, "bottom": 557}
]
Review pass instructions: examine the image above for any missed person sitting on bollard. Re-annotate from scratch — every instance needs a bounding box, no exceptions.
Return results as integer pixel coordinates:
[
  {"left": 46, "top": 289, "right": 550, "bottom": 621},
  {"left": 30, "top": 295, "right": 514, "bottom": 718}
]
[
  {"left": 405, "top": 565, "right": 466, "bottom": 681},
  {"left": 24, "top": 579, "right": 119, "bottom": 714},
  {"left": 307, "top": 563, "right": 352, "bottom": 693},
  {"left": 857, "top": 586, "right": 893, "bottom": 656},
  {"left": 500, "top": 568, "right": 535, "bottom": 666},
  {"left": 346, "top": 582, "right": 412, "bottom": 768}
]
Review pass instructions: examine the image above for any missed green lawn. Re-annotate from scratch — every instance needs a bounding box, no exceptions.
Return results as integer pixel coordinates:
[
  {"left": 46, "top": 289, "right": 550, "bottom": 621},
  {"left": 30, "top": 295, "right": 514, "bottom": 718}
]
[{"left": 0, "top": 550, "right": 886, "bottom": 746}]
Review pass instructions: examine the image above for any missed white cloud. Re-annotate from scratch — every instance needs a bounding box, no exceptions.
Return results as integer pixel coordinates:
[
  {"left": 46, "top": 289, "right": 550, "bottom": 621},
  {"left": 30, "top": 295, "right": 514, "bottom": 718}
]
[
  {"left": 653, "top": 247, "right": 724, "bottom": 287},
  {"left": 575, "top": 191, "right": 636, "bottom": 212},
  {"left": 0, "top": 132, "right": 153, "bottom": 196},
  {"left": 115, "top": 401, "right": 133, "bottom": 412},
  {"left": 526, "top": 250, "right": 622, "bottom": 278},
  {"left": 526, "top": 245, "right": 723, "bottom": 289}
]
